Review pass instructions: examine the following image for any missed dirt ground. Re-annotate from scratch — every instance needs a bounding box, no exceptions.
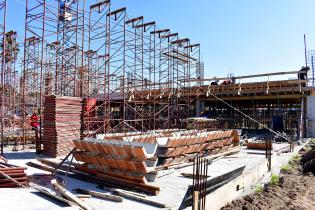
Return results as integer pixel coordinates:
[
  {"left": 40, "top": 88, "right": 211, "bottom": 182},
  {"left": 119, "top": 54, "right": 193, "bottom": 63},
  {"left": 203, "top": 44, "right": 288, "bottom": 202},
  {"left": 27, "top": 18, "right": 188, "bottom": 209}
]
[{"left": 221, "top": 145, "right": 315, "bottom": 210}]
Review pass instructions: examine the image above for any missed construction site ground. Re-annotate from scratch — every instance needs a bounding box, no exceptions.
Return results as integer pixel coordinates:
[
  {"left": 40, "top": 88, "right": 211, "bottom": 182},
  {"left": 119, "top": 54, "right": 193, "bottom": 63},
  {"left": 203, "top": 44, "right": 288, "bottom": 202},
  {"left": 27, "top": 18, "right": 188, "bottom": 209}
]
[
  {"left": 0, "top": 142, "right": 305, "bottom": 210},
  {"left": 222, "top": 140, "right": 315, "bottom": 210}
]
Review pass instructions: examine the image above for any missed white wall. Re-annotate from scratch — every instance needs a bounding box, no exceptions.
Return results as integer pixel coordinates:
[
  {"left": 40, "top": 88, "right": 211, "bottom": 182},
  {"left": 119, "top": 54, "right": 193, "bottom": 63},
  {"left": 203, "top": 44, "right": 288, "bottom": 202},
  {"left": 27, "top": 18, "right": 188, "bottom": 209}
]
[{"left": 307, "top": 96, "right": 315, "bottom": 137}]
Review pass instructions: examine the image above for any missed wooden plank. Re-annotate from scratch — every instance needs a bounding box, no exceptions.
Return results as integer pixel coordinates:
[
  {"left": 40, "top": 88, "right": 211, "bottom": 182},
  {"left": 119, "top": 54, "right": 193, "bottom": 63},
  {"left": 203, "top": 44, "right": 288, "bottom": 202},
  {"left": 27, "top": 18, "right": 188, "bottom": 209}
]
[
  {"left": 33, "top": 186, "right": 76, "bottom": 207},
  {"left": 100, "top": 186, "right": 167, "bottom": 208},
  {"left": 193, "top": 191, "right": 199, "bottom": 210},
  {"left": 247, "top": 142, "right": 273, "bottom": 150},
  {"left": 75, "top": 188, "right": 123, "bottom": 202},
  {"left": 156, "top": 146, "right": 239, "bottom": 171},
  {"left": 181, "top": 173, "right": 209, "bottom": 179},
  {"left": 76, "top": 194, "right": 92, "bottom": 199},
  {"left": 76, "top": 165, "right": 160, "bottom": 195},
  {"left": 51, "top": 179, "right": 93, "bottom": 210},
  {"left": 27, "top": 161, "right": 159, "bottom": 196}
]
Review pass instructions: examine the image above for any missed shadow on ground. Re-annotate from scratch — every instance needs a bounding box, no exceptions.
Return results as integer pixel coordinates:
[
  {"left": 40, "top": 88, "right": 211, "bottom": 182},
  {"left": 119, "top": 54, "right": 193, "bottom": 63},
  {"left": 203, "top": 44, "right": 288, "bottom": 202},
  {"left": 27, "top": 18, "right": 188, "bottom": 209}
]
[
  {"left": 4, "top": 151, "right": 36, "bottom": 160},
  {"left": 31, "top": 192, "right": 70, "bottom": 208}
]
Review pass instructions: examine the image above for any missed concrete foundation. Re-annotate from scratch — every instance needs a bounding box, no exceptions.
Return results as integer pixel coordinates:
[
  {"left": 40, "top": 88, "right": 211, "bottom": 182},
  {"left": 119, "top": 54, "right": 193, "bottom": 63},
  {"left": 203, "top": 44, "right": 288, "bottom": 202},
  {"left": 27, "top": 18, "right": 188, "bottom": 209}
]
[{"left": 0, "top": 143, "right": 304, "bottom": 210}]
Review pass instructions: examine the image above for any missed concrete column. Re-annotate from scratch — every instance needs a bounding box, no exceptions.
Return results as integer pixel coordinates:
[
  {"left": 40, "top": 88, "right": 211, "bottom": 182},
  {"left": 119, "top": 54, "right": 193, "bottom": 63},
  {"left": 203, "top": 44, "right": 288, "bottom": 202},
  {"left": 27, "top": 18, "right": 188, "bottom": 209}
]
[
  {"left": 195, "top": 99, "right": 205, "bottom": 117},
  {"left": 307, "top": 96, "right": 315, "bottom": 137}
]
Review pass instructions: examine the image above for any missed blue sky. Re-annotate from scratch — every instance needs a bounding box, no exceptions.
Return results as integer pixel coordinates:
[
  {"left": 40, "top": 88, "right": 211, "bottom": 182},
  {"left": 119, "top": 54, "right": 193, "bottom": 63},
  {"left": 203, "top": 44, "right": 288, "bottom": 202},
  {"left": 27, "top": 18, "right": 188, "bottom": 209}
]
[{"left": 8, "top": 0, "right": 315, "bottom": 78}]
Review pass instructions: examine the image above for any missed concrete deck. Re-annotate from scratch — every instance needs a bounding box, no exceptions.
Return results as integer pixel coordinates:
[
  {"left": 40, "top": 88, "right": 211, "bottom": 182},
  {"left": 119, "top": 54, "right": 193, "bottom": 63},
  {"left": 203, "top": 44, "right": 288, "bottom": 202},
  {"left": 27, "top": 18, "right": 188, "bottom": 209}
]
[{"left": 0, "top": 142, "right": 302, "bottom": 210}]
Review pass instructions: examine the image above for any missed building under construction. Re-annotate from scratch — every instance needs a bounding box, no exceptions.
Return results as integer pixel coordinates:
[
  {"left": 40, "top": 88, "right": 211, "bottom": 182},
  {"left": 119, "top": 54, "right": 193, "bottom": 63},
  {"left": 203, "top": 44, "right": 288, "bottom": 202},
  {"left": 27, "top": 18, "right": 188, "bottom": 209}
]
[{"left": 0, "top": 1, "right": 315, "bottom": 210}]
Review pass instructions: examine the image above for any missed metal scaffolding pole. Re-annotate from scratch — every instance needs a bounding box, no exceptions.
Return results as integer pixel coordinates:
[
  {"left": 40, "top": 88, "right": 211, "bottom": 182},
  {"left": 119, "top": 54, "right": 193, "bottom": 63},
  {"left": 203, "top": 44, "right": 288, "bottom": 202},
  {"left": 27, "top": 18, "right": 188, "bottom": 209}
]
[
  {"left": 83, "top": 0, "right": 110, "bottom": 137},
  {"left": 22, "top": 0, "right": 47, "bottom": 152},
  {"left": 106, "top": 7, "right": 127, "bottom": 132},
  {"left": 0, "top": 0, "right": 7, "bottom": 156},
  {"left": 56, "top": 0, "right": 85, "bottom": 96}
]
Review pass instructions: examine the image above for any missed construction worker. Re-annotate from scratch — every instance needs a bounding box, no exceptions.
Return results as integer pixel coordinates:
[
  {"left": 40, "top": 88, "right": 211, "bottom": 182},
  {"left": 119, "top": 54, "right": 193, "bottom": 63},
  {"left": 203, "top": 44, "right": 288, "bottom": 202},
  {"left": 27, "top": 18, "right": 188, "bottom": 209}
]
[
  {"left": 30, "top": 110, "right": 39, "bottom": 147},
  {"left": 298, "top": 66, "right": 309, "bottom": 88},
  {"left": 59, "top": 0, "right": 77, "bottom": 21},
  {"left": 210, "top": 80, "right": 219, "bottom": 86},
  {"left": 298, "top": 66, "right": 309, "bottom": 80}
]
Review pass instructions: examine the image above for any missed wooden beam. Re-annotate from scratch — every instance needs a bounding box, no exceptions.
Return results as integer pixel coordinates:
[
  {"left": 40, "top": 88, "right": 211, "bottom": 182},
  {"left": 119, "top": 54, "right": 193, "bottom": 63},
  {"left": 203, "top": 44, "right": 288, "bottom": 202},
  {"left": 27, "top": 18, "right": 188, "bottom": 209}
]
[
  {"left": 75, "top": 188, "right": 123, "bottom": 202},
  {"left": 171, "top": 50, "right": 197, "bottom": 61},
  {"left": 125, "top": 16, "right": 143, "bottom": 24},
  {"left": 193, "top": 191, "right": 199, "bottom": 210},
  {"left": 34, "top": 186, "right": 76, "bottom": 207},
  {"left": 150, "top": 29, "right": 170, "bottom": 34},
  {"left": 135, "top": 21, "right": 156, "bottom": 29},
  {"left": 181, "top": 173, "right": 209, "bottom": 179},
  {"left": 187, "top": 70, "right": 309, "bottom": 82},
  {"left": 107, "top": 7, "right": 126, "bottom": 16},
  {"left": 27, "top": 161, "right": 160, "bottom": 196},
  {"left": 0, "top": 171, "right": 27, "bottom": 188},
  {"left": 160, "top": 33, "right": 178, "bottom": 39},
  {"left": 171, "top": 38, "right": 190, "bottom": 45},
  {"left": 184, "top": 44, "right": 200, "bottom": 49},
  {"left": 51, "top": 180, "right": 93, "bottom": 210},
  {"left": 90, "top": 0, "right": 109, "bottom": 10},
  {"left": 163, "top": 52, "right": 188, "bottom": 63},
  {"left": 201, "top": 94, "right": 303, "bottom": 101},
  {"left": 99, "top": 186, "right": 167, "bottom": 208},
  {"left": 76, "top": 194, "right": 92, "bottom": 199}
]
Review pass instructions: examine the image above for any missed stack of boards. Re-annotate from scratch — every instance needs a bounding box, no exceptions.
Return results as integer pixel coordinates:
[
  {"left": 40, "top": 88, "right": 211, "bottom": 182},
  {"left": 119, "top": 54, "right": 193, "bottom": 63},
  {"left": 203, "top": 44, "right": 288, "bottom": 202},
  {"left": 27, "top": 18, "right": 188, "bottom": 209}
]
[
  {"left": 0, "top": 161, "right": 28, "bottom": 188},
  {"left": 43, "top": 95, "right": 82, "bottom": 157}
]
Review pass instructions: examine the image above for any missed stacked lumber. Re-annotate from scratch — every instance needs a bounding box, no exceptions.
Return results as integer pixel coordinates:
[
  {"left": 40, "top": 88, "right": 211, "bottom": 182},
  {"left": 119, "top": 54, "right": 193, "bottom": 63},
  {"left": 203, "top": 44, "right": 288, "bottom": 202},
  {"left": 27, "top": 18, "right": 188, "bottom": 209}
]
[
  {"left": 27, "top": 159, "right": 160, "bottom": 195},
  {"left": 73, "top": 138, "right": 158, "bottom": 184},
  {"left": 184, "top": 118, "right": 220, "bottom": 130},
  {"left": 154, "top": 130, "right": 240, "bottom": 166},
  {"left": 43, "top": 95, "right": 82, "bottom": 157},
  {"left": 0, "top": 160, "right": 28, "bottom": 188},
  {"left": 96, "top": 129, "right": 203, "bottom": 143},
  {"left": 95, "top": 129, "right": 240, "bottom": 167}
]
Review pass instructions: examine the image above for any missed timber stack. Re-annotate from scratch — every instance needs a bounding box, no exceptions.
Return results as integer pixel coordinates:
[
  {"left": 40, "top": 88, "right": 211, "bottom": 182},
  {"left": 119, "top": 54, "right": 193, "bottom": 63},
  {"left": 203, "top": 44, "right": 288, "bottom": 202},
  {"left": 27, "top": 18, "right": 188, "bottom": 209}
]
[
  {"left": 42, "top": 95, "right": 82, "bottom": 158},
  {"left": 71, "top": 129, "right": 239, "bottom": 190},
  {"left": 0, "top": 157, "right": 28, "bottom": 188}
]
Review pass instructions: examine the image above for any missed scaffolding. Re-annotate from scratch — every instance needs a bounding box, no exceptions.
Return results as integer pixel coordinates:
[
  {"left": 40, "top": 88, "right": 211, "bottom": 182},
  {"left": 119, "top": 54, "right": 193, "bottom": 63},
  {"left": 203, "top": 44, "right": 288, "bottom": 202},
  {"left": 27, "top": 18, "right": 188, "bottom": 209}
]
[
  {"left": 1, "top": 0, "right": 202, "bottom": 151},
  {"left": 0, "top": 0, "right": 314, "bottom": 156},
  {"left": 307, "top": 50, "right": 315, "bottom": 87},
  {"left": 80, "top": 1, "right": 201, "bottom": 137},
  {"left": 0, "top": 0, "right": 6, "bottom": 155}
]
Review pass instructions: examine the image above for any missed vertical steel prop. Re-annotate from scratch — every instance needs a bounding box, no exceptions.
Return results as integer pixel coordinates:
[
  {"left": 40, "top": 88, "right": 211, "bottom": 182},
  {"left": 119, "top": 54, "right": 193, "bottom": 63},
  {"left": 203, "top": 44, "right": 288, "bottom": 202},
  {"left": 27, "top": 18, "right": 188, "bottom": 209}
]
[
  {"left": 266, "top": 138, "right": 272, "bottom": 171},
  {"left": 0, "top": 0, "right": 7, "bottom": 156}
]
